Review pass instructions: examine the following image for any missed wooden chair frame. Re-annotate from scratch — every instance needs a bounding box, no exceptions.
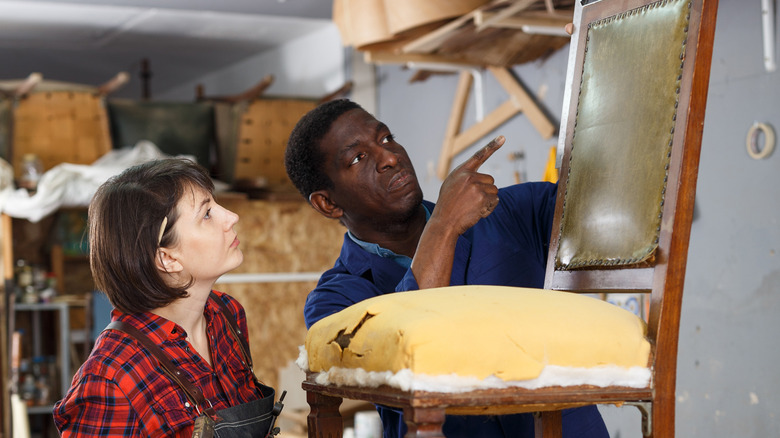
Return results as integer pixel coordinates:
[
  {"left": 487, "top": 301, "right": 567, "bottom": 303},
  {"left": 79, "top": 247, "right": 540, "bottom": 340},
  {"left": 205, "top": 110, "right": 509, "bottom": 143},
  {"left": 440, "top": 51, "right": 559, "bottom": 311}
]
[
  {"left": 302, "top": 0, "right": 718, "bottom": 436},
  {"left": 436, "top": 66, "right": 556, "bottom": 180}
]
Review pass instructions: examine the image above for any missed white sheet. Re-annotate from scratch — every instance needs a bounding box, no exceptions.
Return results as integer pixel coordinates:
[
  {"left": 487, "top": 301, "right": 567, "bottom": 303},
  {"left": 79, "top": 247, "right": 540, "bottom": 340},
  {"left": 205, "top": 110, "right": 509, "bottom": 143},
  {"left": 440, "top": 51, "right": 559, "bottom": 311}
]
[{"left": 0, "top": 141, "right": 195, "bottom": 222}]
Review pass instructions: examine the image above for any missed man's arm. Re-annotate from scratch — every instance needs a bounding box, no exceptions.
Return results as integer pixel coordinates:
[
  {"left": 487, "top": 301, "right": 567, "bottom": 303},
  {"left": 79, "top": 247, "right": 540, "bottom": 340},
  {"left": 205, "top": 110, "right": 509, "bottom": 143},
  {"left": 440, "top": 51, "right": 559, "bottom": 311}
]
[{"left": 410, "top": 136, "right": 504, "bottom": 290}]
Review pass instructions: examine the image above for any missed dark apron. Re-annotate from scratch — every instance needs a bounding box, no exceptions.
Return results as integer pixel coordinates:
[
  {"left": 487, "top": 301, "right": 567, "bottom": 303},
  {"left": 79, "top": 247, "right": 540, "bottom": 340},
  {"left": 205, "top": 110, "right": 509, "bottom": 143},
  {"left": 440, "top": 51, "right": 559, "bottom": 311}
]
[{"left": 212, "top": 385, "right": 276, "bottom": 438}]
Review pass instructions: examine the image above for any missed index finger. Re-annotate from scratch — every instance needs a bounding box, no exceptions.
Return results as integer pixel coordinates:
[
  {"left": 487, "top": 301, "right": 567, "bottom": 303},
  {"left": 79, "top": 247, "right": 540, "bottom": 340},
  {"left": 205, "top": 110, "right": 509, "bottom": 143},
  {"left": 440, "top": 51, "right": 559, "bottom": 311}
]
[{"left": 460, "top": 135, "right": 505, "bottom": 171}]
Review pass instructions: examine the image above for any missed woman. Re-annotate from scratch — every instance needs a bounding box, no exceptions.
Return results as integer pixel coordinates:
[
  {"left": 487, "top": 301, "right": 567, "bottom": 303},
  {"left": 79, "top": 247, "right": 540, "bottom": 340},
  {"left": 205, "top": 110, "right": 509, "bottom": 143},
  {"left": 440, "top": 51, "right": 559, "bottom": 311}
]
[{"left": 54, "top": 158, "right": 280, "bottom": 437}]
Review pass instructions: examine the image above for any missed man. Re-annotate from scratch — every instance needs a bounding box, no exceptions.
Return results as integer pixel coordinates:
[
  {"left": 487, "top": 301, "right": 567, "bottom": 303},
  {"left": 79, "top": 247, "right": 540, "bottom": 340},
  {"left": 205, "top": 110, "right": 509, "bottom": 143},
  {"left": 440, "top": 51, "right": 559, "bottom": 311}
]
[{"left": 285, "top": 99, "right": 608, "bottom": 438}]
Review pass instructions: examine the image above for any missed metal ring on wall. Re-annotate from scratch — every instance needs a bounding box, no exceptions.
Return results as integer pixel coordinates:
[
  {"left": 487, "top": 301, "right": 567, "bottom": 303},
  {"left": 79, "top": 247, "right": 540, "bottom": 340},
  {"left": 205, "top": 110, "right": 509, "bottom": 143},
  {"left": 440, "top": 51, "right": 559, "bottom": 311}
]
[{"left": 746, "top": 121, "right": 776, "bottom": 160}]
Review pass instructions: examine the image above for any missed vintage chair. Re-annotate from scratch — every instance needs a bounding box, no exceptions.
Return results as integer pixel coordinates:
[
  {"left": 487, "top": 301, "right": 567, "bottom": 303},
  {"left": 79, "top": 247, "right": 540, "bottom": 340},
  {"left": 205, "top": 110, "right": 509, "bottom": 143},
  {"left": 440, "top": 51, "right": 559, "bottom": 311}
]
[{"left": 301, "top": 0, "right": 718, "bottom": 436}]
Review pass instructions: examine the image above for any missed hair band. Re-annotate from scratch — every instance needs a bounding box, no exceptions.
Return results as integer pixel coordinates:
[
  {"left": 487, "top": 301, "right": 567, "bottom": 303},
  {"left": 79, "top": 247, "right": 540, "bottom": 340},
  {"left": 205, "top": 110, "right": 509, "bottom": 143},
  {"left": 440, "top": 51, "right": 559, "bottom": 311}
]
[{"left": 157, "top": 217, "right": 168, "bottom": 245}]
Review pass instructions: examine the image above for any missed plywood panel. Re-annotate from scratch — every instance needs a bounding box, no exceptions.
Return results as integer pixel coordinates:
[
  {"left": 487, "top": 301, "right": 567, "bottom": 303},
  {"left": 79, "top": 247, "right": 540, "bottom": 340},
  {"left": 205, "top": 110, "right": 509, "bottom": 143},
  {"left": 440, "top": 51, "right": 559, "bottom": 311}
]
[
  {"left": 233, "top": 99, "right": 317, "bottom": 192},
  {"left": 12, "top": 91, "right": 111, "bottom": 178},
  {"left": 215, "top": 197, "right": 344, "bottom": 392}
]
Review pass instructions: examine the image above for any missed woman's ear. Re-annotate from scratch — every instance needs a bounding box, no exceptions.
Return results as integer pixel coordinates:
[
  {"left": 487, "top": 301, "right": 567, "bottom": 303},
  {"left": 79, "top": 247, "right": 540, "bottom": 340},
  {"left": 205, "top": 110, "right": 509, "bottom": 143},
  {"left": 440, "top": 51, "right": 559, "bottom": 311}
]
[
  {"left": 309, "top": 190, "right": 343, "bottom": 220},
  {"left": 155, "top": 248, "right": 183, "bottom": 274}
]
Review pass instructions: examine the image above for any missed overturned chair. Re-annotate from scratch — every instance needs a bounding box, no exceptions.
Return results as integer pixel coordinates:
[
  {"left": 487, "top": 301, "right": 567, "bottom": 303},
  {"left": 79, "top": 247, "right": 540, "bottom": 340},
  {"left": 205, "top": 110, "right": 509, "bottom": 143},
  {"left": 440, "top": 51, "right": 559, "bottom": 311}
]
[{"left": 301, "top": 0, "right": 719, "bottom": 436}]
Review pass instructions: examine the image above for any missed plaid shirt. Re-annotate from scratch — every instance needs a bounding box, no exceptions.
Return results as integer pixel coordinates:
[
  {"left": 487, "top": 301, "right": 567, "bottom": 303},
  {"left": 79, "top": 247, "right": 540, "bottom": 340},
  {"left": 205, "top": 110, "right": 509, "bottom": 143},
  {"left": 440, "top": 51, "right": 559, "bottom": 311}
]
[{"left": 53, "top": 291, "right": 268, "bottom": 437}]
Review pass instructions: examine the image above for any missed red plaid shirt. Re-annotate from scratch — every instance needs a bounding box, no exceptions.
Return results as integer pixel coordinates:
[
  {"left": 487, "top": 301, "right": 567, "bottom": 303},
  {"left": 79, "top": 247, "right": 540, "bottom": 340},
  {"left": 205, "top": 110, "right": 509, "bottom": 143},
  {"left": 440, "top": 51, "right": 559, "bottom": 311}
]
[{"left": 53, "top": 291, "right": 268, "bottom": 437}]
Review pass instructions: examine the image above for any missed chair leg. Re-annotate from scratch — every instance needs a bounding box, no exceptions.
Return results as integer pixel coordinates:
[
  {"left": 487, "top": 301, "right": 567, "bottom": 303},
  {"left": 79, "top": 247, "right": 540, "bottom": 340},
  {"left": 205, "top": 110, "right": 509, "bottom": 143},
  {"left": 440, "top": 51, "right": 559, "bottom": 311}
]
[
  {"left": 652, "top": 397, "right": 674, "bottom": 438},
  {"left": 306, "top": 391, "right": 343, "bottom": 438},
  {"left": 403, "top": 407, "right": 446, "bottom": 438},
  {"left": 534, "top": 410, "right": 563, "bottom": 438}
]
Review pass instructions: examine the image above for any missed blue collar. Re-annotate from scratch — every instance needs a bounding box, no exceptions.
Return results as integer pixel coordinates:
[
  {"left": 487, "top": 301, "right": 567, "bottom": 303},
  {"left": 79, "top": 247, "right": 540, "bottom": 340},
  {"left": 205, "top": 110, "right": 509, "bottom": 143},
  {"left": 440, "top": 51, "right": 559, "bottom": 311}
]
[{"left": 347, "top": 204, "right": 431, "bottom": 269}]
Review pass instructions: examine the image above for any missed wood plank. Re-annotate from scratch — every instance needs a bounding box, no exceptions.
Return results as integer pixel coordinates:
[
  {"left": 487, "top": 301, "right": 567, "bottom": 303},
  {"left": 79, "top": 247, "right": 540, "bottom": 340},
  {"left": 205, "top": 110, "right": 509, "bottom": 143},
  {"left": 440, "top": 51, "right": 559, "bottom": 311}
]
[
  {"left": 475, "top": 0, "right": 537, "bottom": 32},
  {"left": 401, "top": 6, "right": 483, "bottom": 54},
  {"left": 475, "top": 11, "right": 573, "bottom": 30},
  {"left": 451, "top": 100, "right": 519, "bottom": 157},
  {"left": 436, "top": 67, "right": 557, "bottom": 178},
  {"left": 2, "top": 213, "right": 12, "bottom": 280},
  {"left": 364, "top": 50, "right": 485, "bottom": 67},
  {"left": 489, "top": 66, "right": 555, "bottom": 139},
  {"left": 437, "top": 71, "right": 473, "bottom": 180}
]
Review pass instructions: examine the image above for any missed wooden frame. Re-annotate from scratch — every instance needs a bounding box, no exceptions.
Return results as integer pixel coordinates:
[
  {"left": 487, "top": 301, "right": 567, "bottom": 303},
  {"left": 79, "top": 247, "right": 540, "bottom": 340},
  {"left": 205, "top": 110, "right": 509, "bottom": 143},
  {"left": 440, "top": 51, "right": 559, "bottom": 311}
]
[
  {"left": 1, "top": 214, "right": 11, "bottom": 438},
  {"left": 540, "top": 0, "right": 718, "bottom": 435},
  {"left": 436, "top": 66, "right": 555, "bottom": 180},
  {"left": 303, "top": 0, "right": 718, "bottom": 436}
]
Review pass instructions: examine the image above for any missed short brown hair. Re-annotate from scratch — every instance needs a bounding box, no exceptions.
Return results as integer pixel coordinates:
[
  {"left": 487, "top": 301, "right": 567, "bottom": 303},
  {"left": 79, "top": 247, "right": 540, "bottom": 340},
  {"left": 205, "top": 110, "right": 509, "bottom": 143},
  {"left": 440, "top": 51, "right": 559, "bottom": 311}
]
[{"left": 88, "top": 158, "right": 214, "bottom": 314}]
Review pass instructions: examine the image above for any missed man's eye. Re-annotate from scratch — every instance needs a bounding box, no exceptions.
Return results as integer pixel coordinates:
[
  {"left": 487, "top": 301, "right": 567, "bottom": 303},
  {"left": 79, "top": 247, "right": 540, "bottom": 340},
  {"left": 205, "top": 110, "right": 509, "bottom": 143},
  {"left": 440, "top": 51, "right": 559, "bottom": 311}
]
[
  {"left": 350, "top": 154, "right": 364, "bottom": 165},
  {"left": 381, "top": 134, "right": 395, "bottom": 144}
]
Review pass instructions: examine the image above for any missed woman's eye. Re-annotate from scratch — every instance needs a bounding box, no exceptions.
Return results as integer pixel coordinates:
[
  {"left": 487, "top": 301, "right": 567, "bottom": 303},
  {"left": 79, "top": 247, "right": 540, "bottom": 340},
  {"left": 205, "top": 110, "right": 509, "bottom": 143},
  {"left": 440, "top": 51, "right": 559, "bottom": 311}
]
[{"left": 204, "top": 208, "right": 212, "bottom": 219}]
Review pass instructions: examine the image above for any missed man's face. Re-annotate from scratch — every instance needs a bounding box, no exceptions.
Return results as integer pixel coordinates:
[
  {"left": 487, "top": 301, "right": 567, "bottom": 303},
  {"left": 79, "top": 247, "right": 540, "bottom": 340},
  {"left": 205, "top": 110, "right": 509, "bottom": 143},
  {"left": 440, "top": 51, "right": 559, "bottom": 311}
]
[{"left": 317, "top": 108, "right": 423, "bottom": 227}]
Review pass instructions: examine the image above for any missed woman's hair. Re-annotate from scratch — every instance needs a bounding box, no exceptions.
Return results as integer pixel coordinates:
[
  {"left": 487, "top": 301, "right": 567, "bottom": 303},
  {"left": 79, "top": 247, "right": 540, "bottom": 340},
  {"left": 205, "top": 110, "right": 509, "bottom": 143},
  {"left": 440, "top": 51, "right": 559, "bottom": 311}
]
[
  {"left": 285, "top": 98, "right": 363, "bottom": 201},
  {"left": 88, "top": 158, "right": 214, "bottom": 314}
]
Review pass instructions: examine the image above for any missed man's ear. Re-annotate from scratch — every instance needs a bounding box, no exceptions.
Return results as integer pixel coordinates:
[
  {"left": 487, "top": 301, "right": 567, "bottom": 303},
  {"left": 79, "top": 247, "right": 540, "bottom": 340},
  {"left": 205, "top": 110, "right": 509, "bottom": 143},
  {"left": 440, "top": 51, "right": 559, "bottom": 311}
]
[
  {"left": 155, "top": 248, "right": 183, "bottom": 274},
  {"left": 309, "top": 190, "right": 343, "bottom": 220}
]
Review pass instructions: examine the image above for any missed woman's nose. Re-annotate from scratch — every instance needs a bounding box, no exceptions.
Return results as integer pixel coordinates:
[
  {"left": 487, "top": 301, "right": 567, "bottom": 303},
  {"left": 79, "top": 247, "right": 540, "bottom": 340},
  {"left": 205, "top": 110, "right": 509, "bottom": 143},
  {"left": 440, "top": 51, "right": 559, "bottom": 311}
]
[{"left": 223, "top": 207, "right": 239, "bottom": 228}]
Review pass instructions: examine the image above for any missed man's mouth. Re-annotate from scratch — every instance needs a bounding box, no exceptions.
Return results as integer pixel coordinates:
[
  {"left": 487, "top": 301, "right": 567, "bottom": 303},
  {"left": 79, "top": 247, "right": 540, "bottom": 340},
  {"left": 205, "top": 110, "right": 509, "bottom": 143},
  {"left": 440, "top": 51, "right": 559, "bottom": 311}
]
[{"left": 388, "top": 170, "right": 413, "bottom": 191}]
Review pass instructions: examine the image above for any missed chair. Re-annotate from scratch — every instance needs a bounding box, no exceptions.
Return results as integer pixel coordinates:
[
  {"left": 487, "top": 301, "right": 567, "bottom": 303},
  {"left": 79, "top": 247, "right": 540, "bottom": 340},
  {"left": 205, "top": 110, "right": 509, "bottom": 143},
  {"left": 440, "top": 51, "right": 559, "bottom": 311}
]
[{"left": 302, "top": 0, "right": 718, "bottom": 436}]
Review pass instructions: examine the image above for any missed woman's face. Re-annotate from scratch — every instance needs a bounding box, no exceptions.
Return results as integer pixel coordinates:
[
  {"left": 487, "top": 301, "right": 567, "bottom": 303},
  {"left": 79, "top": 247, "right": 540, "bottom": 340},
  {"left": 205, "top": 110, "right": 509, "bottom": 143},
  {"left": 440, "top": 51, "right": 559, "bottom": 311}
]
[{"left": 166, "top": 185, "right": 242, "bottom": 285}]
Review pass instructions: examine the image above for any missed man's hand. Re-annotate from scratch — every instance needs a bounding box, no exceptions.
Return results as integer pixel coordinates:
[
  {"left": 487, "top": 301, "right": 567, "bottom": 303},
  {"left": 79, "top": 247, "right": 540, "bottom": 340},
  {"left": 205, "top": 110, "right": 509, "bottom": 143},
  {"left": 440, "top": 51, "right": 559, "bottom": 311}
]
[
  {"left": 410, "top": 136, "right": 504, "bottom": 290},
  {"left": 432, "top": 135, "right": 504, "bottom": 236}
]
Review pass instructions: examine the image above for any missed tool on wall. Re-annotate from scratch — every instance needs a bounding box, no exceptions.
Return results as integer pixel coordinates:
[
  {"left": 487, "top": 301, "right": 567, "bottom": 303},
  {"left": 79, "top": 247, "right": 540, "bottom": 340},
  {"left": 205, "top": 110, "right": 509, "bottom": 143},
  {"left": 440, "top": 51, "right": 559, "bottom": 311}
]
[
  {"left": 507, "top": 150, "right": 525, "bottom": 184},
  {"left": 746, "top": 121, "right": 775, "bottom": 160},
  {"left": 541, "top": 145, "right": 558, "bottom": 183}
]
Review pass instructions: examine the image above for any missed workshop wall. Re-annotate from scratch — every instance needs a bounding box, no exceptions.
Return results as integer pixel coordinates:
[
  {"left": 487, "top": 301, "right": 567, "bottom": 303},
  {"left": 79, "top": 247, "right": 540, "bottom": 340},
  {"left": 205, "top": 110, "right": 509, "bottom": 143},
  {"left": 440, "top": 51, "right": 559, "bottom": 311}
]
[{"left": 156, "top": 24, "right": 345, "bottom": 101}]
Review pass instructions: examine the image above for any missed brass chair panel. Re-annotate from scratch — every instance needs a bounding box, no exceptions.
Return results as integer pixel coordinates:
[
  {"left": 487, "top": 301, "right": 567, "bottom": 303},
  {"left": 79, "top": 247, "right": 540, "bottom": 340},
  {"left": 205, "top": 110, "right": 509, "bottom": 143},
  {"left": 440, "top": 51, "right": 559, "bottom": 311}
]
[{"left": 556, "top": 0, "right": 690, "bottom": 269}]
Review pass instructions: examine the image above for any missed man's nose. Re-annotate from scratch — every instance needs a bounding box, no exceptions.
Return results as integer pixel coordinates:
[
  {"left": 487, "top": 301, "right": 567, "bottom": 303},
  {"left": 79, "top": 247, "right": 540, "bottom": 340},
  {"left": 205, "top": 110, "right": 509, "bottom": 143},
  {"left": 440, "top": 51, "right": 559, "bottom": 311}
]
[{"left": 375, "top": 145, "right": 398, "bottom": 171}]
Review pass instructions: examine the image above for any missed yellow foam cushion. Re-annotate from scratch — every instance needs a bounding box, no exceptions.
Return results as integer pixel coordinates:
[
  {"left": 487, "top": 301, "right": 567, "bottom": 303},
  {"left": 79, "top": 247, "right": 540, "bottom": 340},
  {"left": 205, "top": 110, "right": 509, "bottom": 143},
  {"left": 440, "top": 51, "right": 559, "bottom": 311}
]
[{"left": 306, "top": 285, "right": 650, "bottom": 382}]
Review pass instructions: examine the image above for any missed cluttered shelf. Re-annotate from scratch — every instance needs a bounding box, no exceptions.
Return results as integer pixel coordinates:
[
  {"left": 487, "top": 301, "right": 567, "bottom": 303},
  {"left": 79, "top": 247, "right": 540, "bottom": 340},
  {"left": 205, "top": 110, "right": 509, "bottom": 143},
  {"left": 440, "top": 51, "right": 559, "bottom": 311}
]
[{"left": 11, "top": 299, "right": 89, "bottom": 418}]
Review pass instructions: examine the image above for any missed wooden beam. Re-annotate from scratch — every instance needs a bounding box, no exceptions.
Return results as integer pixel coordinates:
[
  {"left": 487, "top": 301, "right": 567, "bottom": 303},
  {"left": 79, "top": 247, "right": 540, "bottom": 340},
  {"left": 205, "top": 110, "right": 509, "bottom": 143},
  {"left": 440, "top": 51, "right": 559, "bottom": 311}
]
[
  {"left": 401, "top": 1, "right": 497, "bottom": 54},
  {"left": 475, "top": 0, "right": 537, "bottom": 32},
  {"left": 475, "top": 11, "right": 573, "bottom": 30},
  {"left": 96, "top": 71, "right": 129, "bottom": 96},
  {"left": 14, "top": 72, "right": 42, "bottom": 97},
  {"left": 2, "top": 214, "right": 12, "bottom": 281},
  {"left": 451, "top": 100, "right": 520, "bottom": 158},
  {"left": 437, "top": 71, "right": 474, "bottom": 179},
  {"left": 490, "top": 66, "right": 555, "bottom": 139},
  {"left": 436, "top": 67, "right": 556, "bottom": 180},
  {"left": 364, "top": 50, "right": 485, "bottom": 67}
]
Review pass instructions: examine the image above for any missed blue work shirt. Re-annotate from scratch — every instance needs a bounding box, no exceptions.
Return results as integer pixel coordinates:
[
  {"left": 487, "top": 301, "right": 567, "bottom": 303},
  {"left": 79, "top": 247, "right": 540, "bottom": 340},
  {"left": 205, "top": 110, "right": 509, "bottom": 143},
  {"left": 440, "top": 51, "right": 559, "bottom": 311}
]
[{"left": 304, "top": 181, "right": 608, "bottom": 438}]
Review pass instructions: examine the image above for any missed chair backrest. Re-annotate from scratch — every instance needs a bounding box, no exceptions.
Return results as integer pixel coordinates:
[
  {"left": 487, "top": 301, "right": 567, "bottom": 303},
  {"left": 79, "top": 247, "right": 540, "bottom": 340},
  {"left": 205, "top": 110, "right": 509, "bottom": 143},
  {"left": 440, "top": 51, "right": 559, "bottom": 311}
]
[
  {"left": 13, "top": 89, "right": 112, "bottom": 178},
  {"left": 545, "top": 0, "right": 717, "bottom": 405},
  {"left": 106, "top": 100, "right": 216, "bottom": 169}
]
